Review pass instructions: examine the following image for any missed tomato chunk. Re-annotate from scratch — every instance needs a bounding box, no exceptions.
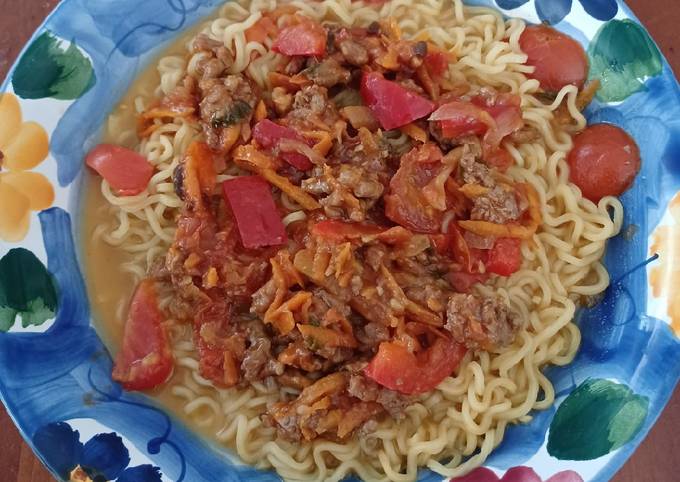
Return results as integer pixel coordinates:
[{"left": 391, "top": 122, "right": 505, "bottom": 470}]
[
  {"left": 86, "top": 144, "right": 154, "bottom": 196},
  {"left": 312, "top": 220, "right": 385, "bottom": 242},
  {"left": 424, "top": 51, "right": 449, "bottom": 77},
  {"left": 567, "top": 124, "right": 640, "bottom": 202},
  {"left": 222, "top": 176, "right": 287, "bottom": 249},
  {"left": 486, "top": 238, "right": 522, "bottom": 277},
  {"left": 272, "top": 21, "right": 327, "bottom": 57},
  {"left": 361, "top": 72, "right": 436, "bottom": 130},
  {"left": 112, "top": 280, "right": 173, "bottom": 391},
  {"left": 364, "top": 337, "right": 466, "bottom": 394},
  {"left": 252, "top": 119, "right": 313, "bottom": 171},
  {"left": 431, "top": 101, "right": 494, "bottom": 139},
  {"left": 385, "top": 143, "right": 450, "bottom": 233},
  {"left": 520, "top": 25, "right": 589, "bottom": 91}
]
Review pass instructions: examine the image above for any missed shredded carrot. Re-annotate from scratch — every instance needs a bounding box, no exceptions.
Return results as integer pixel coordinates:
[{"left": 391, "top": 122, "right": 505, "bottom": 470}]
[
  {"left": 233, "top": 145, "right": 321, "bottom": 210},
  {"left": 308, "top": 131, "right": 333, "bottom": 157},
  {"left": 416, "top": 64, "right": 439, "bottom": 100},
  {"left": 187, "top": 141, "right": 217, "bottom": 195},
  {"left": 399, "top": 122, "right": 428, "bottom": 143},
  {"left": 141, "top": 107, "right": 194, "bottom": 120},
  {"left": 297, "top": 373, "right": 348, "bottom": 405},
  {"left": 223, "top": 351, "right": 240, "bottom": 387},
  {"left": 265, "top": 291, "right": 312, "bottom": 335},
  {"left": 268, "top": 71, "right": 311, "bottom": 91},
  {"left": 138, "top": 122, "right": 160, "bottom": 139},
  {"left": 219, "top": 124, "right": 240, "bottom": 154},
  {"left": 298, "top": 324, "right": 358, "bottom": 348},
  {"left": 254, "top": 100, "right": 268, "bottom": 122}
]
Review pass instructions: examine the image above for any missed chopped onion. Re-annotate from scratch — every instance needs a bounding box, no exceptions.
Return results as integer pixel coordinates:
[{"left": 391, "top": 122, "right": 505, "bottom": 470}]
[
  {"left": 464, "top": 231, "right": 495, "bottom": 249},
  {"left": 441, "top": 210, "right": 456, "bottom": 234},
  {"left": 282, "top": 210, "right": 307, "bottom": 226}
]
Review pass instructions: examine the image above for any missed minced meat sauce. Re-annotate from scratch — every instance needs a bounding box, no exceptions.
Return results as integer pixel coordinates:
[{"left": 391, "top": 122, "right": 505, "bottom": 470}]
[{"left": 130, "top": 14, "right": 541, "bottom": 444}]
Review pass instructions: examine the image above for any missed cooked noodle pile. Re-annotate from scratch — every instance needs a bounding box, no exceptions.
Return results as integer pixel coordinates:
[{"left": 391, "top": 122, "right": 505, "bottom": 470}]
[{"left": 95, "top": 0, "right": 622, "bottom": 480}]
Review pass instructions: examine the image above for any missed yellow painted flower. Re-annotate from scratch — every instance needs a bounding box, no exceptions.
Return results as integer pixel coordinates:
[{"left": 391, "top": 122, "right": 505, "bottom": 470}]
[{"left": 0, "top": 93, "right": 55, "bottom": 242}]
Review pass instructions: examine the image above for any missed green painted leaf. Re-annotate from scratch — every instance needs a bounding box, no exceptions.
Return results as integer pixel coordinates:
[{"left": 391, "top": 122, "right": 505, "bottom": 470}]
[
  {"left": 547, "top": 378, "right": 649, "bottom": 460},
  {"left": 0, "top": 248, "right": 58, "bottom": 332},
  {"left": 12, "top": 31, "right": 95, "bottom": 100},
  {"left": 588, "top": 19, "right": 663, "bottom": 102}
]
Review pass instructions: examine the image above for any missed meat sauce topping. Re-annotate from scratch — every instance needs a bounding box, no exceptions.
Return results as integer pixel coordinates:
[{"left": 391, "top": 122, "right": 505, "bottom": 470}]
[{"left": 105, "top": 16, "right": 619, "bottom": 444}]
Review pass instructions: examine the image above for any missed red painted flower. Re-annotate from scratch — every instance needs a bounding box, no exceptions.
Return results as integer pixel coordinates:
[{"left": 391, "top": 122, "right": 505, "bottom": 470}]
[{"left": 451, "top": 466, "right": 583, "bottom": 482}]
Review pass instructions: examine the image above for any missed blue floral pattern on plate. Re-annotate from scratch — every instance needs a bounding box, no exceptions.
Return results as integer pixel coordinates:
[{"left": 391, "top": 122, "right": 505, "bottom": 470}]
[
  {"left": 1, "top": 1, "right": 680, "bottom": 481},
  {"left": 495, "top": 0, "right": 618, "bottom": 24}
]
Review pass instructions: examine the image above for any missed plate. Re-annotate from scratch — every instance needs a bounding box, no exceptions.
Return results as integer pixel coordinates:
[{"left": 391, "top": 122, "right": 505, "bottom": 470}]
[{"left": 1, "top": 1, "right": 680, "bottom": 481}]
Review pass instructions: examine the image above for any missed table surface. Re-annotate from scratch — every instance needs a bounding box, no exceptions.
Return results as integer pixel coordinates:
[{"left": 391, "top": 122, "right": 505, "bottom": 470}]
[{"left": 1, "top": 0, "right": 679, "bottom": 481}]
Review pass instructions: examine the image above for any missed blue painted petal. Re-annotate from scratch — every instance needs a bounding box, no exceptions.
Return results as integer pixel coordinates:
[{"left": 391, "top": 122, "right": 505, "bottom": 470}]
[
  {"left": 495, "top": 0, "right": 530, "bottom": 8},
  {"left": 579, "top": 0, "right": 618, "bottom": 21},
  {"left": 535, "top": 0, "right": 572, "bottom": 24},
  {"left": 81, "top": 432, "right": 131, "bottom": 480},
  {"left": 118, "top": 465, "right": 163, "bottom": 482},
  {"left": 32, "top": 422, "right": 83, "bottom": 479}
]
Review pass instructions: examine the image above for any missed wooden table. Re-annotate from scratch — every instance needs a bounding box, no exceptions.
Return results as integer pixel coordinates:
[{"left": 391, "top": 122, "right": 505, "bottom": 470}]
[{"left": 1, "top": 0, "right": 679, "bottom": 480}]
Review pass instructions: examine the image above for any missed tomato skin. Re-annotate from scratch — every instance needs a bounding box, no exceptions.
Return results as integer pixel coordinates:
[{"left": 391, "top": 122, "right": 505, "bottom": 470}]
[
  {"left": 222, "top": 176, "right": 288, "bottom": 249},
  {"left": 486, "top": 238, "right": 522, "bottom": 277},
  {"left": 364, "top": 337, "right": 466, "bottom": 395},
  {"left": 272, "top": 21, "right": 327, "bottom": 56},
  {"left": 86, "top": 144, "right": 154, "bottom": 196},
  {"left": 519, "top": 25, "right": 588, "bottom": 91},
  {"left": 361, "top": 72, "right": 436, "bottom": 130},
  {"left": 112, "top": 280, "right": 173, "bottom": 391},
  {"left": 567, "top": 123, "right": 641, "bottom": 202},
  {"left": 252, "top": 119, "right": 313, "bottom": 171}
]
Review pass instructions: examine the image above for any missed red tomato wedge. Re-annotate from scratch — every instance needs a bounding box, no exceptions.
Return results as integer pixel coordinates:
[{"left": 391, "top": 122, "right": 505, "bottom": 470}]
[
  {"left": 364, "top": 338, "right": 467, "bottom": 394},
  {"left": 86, "top": 144, "right": 154, "bottom": 196},
  {"left": 430, "top": 93, "right": 523, "bottom": 150},
  {"left": 473, "top": 93, "right": 523, "bottom": 149},
  {"left": 272, "top": 20, "right": 327, "bottom": 57},
  {"left": 361, "top": 72, "right": 436, "bottom": 130},
  {"left": 486, "top": 238, "right": 522, "bottom": 276},
  {"left": 112, "top": 280, "right": 173, "bottom": 391},
  {"left": 252, "top": 119, "right": 314, "bottom": 171},
  {"left": 519, "top": 25, "right": 589, "bottom": 91},
  {"left": 222, "top": 176, "right": 288, "bottom": 249},
  {"left": 385, "top": 143, "right": 449, "bottom": 233},
  {"left": 567, "top": 123, "right": 641, "bottom": 202},
  {"left": 430, "top": 101, "right": 495, "bottom": 139},
  {"left": 312, "top": 220, "right": 385, "bottom": 242}
]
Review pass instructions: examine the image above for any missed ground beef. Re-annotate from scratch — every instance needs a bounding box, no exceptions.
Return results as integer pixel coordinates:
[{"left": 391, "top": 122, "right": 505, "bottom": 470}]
[
  {"left": 192, "top": 34, "right": 234, "bottom": 80},
  {"left": 289, "top": 85, "right": 341, "bottom": 128},
  {"left": 198, "top": 75, "right": 258, "bottom": 150},
  {"left": 445, "top": 293, "right": 520, "bottom": 350},
  {"left": 339, "top": 39, "right": 369, "bottom": 66},
  {"left": 460, "top": 155, "right": 495, "bottom": 188},
  {"left": 303, "top": 58, "right": 351, "bottom": 88},
  {"left": 241, "top": 337, "right": 284, "bottom": 381},
  {"left": 250, "top": 279, "right": 277, "bottom": 315},
  {"left": 355, "top": 321, "right": 390, "bottom": 347},
  {"left": 471, "top": 186, "right": 521, "bottom": 224},
  {"left": 347, "top": 375, "right": 411, "bottom": 418}
]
